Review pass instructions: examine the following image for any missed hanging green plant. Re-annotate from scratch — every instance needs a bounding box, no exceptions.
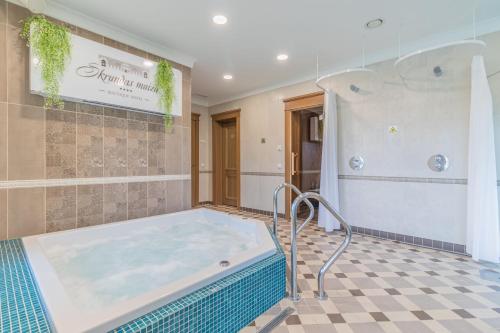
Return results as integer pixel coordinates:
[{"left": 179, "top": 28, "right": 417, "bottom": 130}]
[
  {"left": 154, "top": 59, "right": 175, "bottom": 128},
  {"left": 20, "top": 15, "right": 71, "bottom": 109}
]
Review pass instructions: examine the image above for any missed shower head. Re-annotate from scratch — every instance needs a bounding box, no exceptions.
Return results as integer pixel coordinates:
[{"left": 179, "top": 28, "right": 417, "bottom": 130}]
[
  {"left": 350, "top": 84, "right": 360, "bottom": 93},
  {"left": 433, "top": 66, "right": 443, "bottom": 77}
]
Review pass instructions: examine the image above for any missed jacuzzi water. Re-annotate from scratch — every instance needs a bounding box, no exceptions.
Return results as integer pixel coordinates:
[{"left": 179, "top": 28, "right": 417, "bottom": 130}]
[
  {"left": 22, "top": 208, "right": 276, "bottom": 333},
  {"left": 41, "top": 216, "right": 258, "bottom": 310}
]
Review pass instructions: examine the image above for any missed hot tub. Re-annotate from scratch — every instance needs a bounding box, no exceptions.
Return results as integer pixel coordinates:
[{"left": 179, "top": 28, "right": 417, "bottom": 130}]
[{"left": 22, "top": 208, "right": 279, "bottom": 333}]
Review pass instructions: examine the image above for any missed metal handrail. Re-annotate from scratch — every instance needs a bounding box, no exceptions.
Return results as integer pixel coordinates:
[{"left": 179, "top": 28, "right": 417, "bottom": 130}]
[
  {"left": 290, "top": 192, "right": 352, "bottom": 301},
  {"left": 272, "top": 183, "right": 315, "bottom": 237}
]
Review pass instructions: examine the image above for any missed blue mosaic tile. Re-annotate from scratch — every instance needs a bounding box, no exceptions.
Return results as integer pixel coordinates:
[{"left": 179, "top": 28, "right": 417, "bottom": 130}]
[
  {"left": 0, "top": 239, "right": 51, "bottom": 333},
  {"left": 112, "top": 227, "right": 286, "bottom": 333},
  {"left": 0, "top": 227, "right": 285, "bottom": 333}
]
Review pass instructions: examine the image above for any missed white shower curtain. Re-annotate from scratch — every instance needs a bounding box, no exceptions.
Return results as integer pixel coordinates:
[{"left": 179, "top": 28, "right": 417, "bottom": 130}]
[
  {"left": 318, "top": 90, "right": 341, "bottom": 232},
  {"left": 466, "top": 55, "right": 500, "bottom": 263}
]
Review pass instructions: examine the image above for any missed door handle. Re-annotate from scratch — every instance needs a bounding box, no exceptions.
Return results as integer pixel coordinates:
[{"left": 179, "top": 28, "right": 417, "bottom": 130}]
[{"left": 291, "top": 152, "right": 297, "bottom": 176}]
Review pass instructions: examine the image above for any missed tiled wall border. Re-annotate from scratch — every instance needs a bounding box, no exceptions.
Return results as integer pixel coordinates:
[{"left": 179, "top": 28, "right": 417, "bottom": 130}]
[
  {"left": 351, "top": 225, "right": 467, "bottom": 255},
  {"left": 241, "top": 172, "right": 285, "bottom": 177},
  {"left": 339, "top": 175, "right": 468, "bottom": 185},
  {"left": 0, "top": 175, "right": 191, "bottom": 189}
]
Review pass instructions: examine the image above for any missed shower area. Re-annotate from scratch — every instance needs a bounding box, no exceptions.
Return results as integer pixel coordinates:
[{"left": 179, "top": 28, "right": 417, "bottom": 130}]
[{"left": 283, "top": 29, "right": 500, "bottom": 264}]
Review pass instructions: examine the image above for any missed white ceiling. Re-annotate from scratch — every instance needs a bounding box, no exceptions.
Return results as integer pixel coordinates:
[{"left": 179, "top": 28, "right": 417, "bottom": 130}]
[{"left": 48, "top": 0, "right": 500, "bottom": 105}]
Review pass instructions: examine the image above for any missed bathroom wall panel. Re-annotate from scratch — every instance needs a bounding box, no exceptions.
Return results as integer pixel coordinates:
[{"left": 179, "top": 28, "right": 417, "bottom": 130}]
[
  {"left": 77, "top": 184, "right": 103, "bottom": 228},
  {"left": 103, "top": 115, "right": 128, "bottom": 177},
  {"left": 1, "top": 2, "right": 192, "bottom": 239},
  {"left": 182, "top": 179, "right": 192, "bottom": 210},
  {"left": 0, "top": 22, "right": 6, "bottom": 102},
  {"left": 0, "top": 0, "right": 5, "bottom": 23},
  {"left": 46, "top": 109, "right": 77, "bottom": 179},
  {"left": 166, "top": 180, "right": 183, "bottom": 213},
  {"left": 0, "top": 189, "right": 6, "bottom": 240},
  {"left": 103, "top": 183, "right": 127, "bottom": 223},
  {"left": 148, "top": 120, "right": 166, "bottom": 176},
  {"left": 147, "top": 181, "right": 167, "bottom": 216},
  {"left": 46, "top": 186, "right": 77, "bottom": 232},
  {"left": 0, "top": 103, "right": 6, "bottom": 180},
  {"left": 6, "top": 23, "right": 44, "bottom": 107},
  {"left": 165, "top": 126, "right": 183, "bottom": 174},
  {"left": 128, "top": 182, "right": 148, "bottom": 219},
  {"left": 127, "top": 119, "right": 148, "bottom": 176},
  {"left": 77, "top": 112, "right": 104, "bottom": 178},
  {"left": 7, "top": 104, "right": 45, "bottom": 180},
  {"left": 8, "top": 187, "right": 45, "bottom": 238}
]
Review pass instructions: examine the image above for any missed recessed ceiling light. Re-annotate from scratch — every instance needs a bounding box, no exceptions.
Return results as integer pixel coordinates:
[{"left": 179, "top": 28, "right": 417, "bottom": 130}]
[
  {"left": 223, "top": 74, "right": 233, "bottom": 80},
  {"left": 276, "top": 54, "right": 289, "bottom": 61},
  {"left": 365, "top": 18, "right": 384, "bottom": 29},
  {"left": 143, "top": 60, "right": 154, "bottom": 67},
  {"left": 213, "top": 15, "right": 228, "bottom": 25}
]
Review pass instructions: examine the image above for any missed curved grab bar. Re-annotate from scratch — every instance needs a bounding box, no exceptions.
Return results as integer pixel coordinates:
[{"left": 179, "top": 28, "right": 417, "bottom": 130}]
[
  {"left": 290, "top": 192, "right": 352, "bottom": 301},
  {"left": 272, "top": 183, "right": 315, "bottom": 237}
]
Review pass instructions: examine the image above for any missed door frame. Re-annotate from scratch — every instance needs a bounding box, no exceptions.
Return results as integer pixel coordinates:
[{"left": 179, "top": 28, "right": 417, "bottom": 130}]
[
  {"left": 284, "top": 92, "right": 324, "bottom": 218},
  {"left": 191, "top": 112, "right": 200, "bottom": 207},
  {"left": 211, "top": 109, "right": 241, "bottom": 207}
]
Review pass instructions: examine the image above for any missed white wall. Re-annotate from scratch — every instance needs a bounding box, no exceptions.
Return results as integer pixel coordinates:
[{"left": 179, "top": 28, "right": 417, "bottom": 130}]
[{"left": 206, "top": 31, "right": 500, "bottom": 244}]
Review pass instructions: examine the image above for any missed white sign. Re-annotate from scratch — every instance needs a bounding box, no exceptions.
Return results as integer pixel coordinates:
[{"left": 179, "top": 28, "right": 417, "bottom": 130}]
[{"left": 30, "top": 34, "right": 182, "bottom": 116}]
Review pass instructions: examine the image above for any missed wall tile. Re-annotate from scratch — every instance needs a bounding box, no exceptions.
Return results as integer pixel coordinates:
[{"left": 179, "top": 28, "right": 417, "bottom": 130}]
[
  {"left": 103, "top": 183, "right": 127, "bottom": 223},
  {"left": 8, "top": 187, "right": 45, "bottom": 238},
  {"left": 128, "top": 182, "right": 147, "bottom": 219},
  {"left": 8, "top": 104, "right": 45, "bottom": 180},
  {"left": 46, "top": 109, "right": 76, "bottom": 178},
  {"left": 6, "top": 24, "right": 44, "bottom": 106},
  {"left": 77, "top": 184, "right": 103, "bottom": 228},
  {"left": 127, "top": 119, "right": 147, "bottom": 176},
  {"left": 147, "top": 181, "right": 167, "bottom": 216},
  {"left": 77, "top": 113, "right": 103, "bottom": 177},
  {"left": 0, "top": 0, "right": 6, "bottom": 24},
  {"left": 165, "top": 126, "right": 182, "bottom": 174},
  {"left": 103, "top": 37, "right": 128, "bottom": 51},
  {"left": 183, "top": 180, "right": 191, "bottom": 210},
  {"left": 6, "top": 2, "right": 29, "bottom": 28},
  {"left": 128, "top": 111, "right": 148, "bottom": 122},
  {"left": 0, "top": 23, "right": 6, "bottom": 102},
  {"left": 181, "top": 77, "right": 192, "bottom": 127},
  {"left": 0, "top": 103, "right": 6, "bottom": 180},
  {"left": 166, "top": 180, "right": 183, "bottom": 213},
  {"left": 104, "top": 116, "right": 127, "bottom": 177},
  {"left": 148, "top": 122, "right": 165, "bottom": 175},
  {"left": 182, "top": 126, "right": 191, "bottom": 175},
  {"left": 46, "top": 186, "right": 76, "bottom": 232},
  {"left": 127, "top": 46, "right": 148, "bottom": 59},
  {"left": 77, "top": 103, "right": 103, "bottom": 116},
  {"left": 0, "top": 189, "right": 6, "bottom": 240},
  {"left": 104, "top": 107, "right": 127, "bottom": 119},
  {"left": 76, "top": 27, "right": 103, "bottom": 43}
]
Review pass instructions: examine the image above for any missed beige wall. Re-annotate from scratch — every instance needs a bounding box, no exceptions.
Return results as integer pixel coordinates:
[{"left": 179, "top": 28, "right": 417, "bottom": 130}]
[
  {"left": 208, "top": 30, "right": 500, "bottom": 245},
  {"left": 0, "top": 1, "right": 192, "bottom": 239},
  {"left": 192, "top": 103, "right": 212, "bottom": 203}
]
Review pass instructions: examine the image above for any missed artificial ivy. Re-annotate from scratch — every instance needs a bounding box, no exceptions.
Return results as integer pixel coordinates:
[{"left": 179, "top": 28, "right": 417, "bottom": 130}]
[
  {"left": 155, "top": 60, "right": 175, "bottom": 128},
  {"left": 20, "top": 15, "right": 71, "bottom": 109}
]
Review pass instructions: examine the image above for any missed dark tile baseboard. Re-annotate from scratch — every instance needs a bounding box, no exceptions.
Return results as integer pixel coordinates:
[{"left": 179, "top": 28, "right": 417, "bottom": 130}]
[{"left": 351, "top": 225, "right": 467, "bottom": 255}]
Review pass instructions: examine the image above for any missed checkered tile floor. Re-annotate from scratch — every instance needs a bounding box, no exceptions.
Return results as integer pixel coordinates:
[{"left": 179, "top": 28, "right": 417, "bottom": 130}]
[{"left": 203, "top": 205, "right": 500, "bottom": 333}]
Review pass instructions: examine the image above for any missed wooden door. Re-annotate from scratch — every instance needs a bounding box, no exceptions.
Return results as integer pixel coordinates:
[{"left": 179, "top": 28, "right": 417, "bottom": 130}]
[
  {"left": 191, "top": 113, "right": 200, "bottom": 207},
  {"left": 221, "top": 120, "right": 238, "bottom": 206},
  {"left": 284, "top": 92, "right": 324, "bottom": 218}
]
